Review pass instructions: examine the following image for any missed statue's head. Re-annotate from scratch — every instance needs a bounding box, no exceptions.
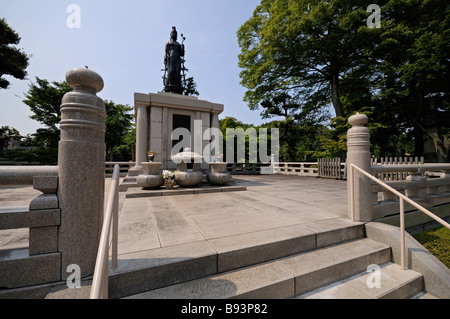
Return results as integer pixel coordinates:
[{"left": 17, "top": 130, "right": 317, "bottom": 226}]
[{"left": 170, "top": 26, "right": 177, "bottom": 40}]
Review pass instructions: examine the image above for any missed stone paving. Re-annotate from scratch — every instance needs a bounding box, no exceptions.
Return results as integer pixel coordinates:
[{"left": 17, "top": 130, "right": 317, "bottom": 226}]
[
  {"left": 116, "top": 175, "right": 349, "bottom": 256},
  {"left": 0, "top": 175, "right": 349, "bottom": 257}
]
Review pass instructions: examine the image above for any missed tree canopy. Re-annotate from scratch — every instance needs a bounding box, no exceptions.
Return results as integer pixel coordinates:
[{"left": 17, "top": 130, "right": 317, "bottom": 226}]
[
  {"left": 237, "top": 0, "right": 378, "bottom": 118},
  {"left": 22, "top": 78, "right": 135, "bottom": 161},
  {"left": 237, "top": 0, "right": 450, "bottom": 161},
  {"left": 104, "top": 100, "right": 134, "bottom": 161},
  {"left": 0, "top": 17, "right": 30, "bottom": 89},
  {"left": 22, "top": 78, "right": 71, "bottom": 148}
]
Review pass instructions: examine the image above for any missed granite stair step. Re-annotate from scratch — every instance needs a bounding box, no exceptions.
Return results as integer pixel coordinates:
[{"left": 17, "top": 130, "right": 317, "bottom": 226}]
[
  {"left": 296, "top": 262, "right": 423, "bottom": 299},
  {"left": 121, "top": 238, "right": 391, "bottom": 299},
  {"left": 107, "top": 221, "right": 365, "bottom": 299}
]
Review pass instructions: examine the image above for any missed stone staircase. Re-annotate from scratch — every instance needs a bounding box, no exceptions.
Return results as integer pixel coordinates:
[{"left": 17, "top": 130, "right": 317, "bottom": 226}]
[{"left": 100, "top": 222, "right": 435, "bottom": 299}]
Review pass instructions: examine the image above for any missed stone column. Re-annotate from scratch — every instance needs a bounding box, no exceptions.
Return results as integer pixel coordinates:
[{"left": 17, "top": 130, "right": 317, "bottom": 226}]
[
  {"left": 57, "top": 67, "right": 106, "bottom": 279},
  {"left": 211, "top": 113, "right": 219, "bottom": 130},
  {"left": 347, "top": 113, "right": 373, "bottom": 222},
  {"left": 135, "top": 106, "right": 148, "bottom": 168}
]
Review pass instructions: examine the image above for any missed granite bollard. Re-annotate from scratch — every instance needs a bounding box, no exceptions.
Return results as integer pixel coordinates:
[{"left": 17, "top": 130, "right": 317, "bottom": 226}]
[
  {"left": 347, "top": 113, "right": 373, "bottom": 222},
  {"left": 57, "top": 67, "right": 106, "bottom": 279}
]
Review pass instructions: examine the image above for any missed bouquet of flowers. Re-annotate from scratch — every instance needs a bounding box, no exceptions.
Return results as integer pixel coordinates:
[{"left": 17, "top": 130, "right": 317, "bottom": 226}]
[
  {"left": 147, "top": 150, "right": 156, "bottom": 162},
  {"left": 162, "top": 170, "right": 178, "bottom": 182},
  {"left": 214, "top": 152, "right": 224, "bottom": 162}
]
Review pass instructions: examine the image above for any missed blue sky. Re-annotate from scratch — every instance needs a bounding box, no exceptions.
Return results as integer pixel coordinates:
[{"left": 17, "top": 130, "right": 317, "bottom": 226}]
[{"left": 0, "top": 0, "right": 269, "bottom": 136}]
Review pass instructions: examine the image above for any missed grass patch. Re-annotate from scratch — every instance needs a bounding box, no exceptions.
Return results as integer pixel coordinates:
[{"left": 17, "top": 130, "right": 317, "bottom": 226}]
[{"left": 413, "top": 226, "right": 450, "bottom": 268}]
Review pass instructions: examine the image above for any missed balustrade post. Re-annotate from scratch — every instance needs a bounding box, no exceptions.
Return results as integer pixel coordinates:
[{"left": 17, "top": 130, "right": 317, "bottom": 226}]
[
  {"left": 57, "top": 67, "right": 106, "bottom": 279},
  {"left": 347, "top": 113, "right": 373, "bottom": 222}
]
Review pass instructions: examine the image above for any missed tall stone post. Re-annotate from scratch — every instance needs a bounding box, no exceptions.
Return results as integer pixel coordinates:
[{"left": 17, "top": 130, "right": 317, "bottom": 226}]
[
  {"left": 58, "top": 67, "right": 106, "bottom": 279},
  {"left": 347, "top": 113, "right": 373, "bottom": 222}
]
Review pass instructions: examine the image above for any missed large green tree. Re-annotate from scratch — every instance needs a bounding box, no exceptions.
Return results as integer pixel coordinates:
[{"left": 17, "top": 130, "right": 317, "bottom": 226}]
[
  {"left": 373, "top": 0, "right": 450, "bottom": 161},
  {"left": 0, "top": 17, "right": 30, "bottom": 89},
  {"left": 238, "top": 0, "right": 449, "bottom": 161},
  {"left": 237, "top": 0, "right": 378, "bottom": 119}
]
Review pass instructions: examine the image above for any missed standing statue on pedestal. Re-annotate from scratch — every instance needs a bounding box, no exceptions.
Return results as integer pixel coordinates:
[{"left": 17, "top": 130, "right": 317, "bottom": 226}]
[{"left": 163, "top": 26, "right": 185, "bottom": 94}]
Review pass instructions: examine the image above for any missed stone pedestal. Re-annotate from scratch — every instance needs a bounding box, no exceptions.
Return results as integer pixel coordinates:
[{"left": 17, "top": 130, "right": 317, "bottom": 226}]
[
  {"left": 347, "top": 113, "right": 373, "bottom": 222},
  {"left": 137, "top": 162, "right": 164, "bottom": 189},
  {"left": 57, "top": 67, "right": 106, "bottom": 279},
  {"left": 207, "top": 162, "right": 231, "bottom": 185},
  {"left": 134, "top": 92, "right": 224, "bottom": 170}
]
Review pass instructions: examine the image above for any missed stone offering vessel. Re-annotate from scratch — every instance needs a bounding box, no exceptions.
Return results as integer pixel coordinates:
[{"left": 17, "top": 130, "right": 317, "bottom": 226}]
[
  {"left": 207, "top": 162, "right": 231, "bottom": 185},
  {"left": 137, "top": 162, "right": 164, "bottom": 189}
]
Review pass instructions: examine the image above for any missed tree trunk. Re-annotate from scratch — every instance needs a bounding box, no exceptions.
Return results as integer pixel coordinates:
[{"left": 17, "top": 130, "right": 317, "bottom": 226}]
[
  {"left": 331, "top": 73, "right": 344, "bottom": 118},
  {"left": 413, "top": 126, "right": 424, "bottom": 158},
  {"left": 109, "top": 146, "right": 114, "bottom": 162}
]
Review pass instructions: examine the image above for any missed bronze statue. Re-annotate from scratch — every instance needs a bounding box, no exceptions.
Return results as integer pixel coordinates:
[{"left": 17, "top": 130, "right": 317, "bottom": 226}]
[{"left": 164, "top": 26, "right": 185, "bottom": 94}]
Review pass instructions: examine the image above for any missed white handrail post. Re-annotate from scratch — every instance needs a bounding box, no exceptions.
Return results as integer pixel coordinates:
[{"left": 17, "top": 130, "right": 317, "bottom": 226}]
[
  {"left": 400, "top": 198, "right": 405, "bottom": 271},
  {"left": 102, "top": 258, "right": 108, "bottom": 299},
  {"left": 112, "top": 164, "right": 119, "bottom": 269},
  {"left": 349, "top": 164, "right": 355, "bottom": 222}
]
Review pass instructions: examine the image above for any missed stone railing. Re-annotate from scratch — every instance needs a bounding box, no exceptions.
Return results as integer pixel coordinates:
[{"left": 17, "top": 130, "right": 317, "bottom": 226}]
[
  {"left": 0, "top": 67, "right": 107, "bottom": 296},
  {"left": 372, "top": 157, "right": 425, "bottom": 181},
  {"left": 371, "top": 164, "right": 450, "bottom": 219},
  {"left": 0, "top": 175, "right": 61, "bottom": 289},
  {"left": 0, "top": 162, "right": 133, "bottom": 185},
  {"left": 226, "top": 162, "right": 273, "bottom": 175},
  {"left": 274, "top": 162, "right": 319, "bottom": 177},
  {"left": 346, "top": 112, "right": 450, "bottom": 225},
  {"left": 0, "top": 166, "right": 58, "bottom": 185}
]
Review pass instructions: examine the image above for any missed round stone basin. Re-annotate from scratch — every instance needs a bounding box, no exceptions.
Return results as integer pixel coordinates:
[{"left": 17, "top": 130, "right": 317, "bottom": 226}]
[
  {"left": 207, "top": 162, "right": 231, "bottom": 185},
  {"left": 176, "top": 170, "right": 203, "bottom": 187},
  {"left": 137, "top": 162, "right": 164, "bottom": 189}
]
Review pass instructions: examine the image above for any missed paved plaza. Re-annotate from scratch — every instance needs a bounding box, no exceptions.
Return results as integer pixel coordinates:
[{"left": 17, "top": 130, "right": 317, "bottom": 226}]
[{"left": 0, "top": 175, "right": 350, "bottom": 255}]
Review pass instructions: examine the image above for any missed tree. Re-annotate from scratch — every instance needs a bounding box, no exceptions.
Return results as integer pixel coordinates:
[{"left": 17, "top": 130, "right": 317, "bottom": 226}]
[
  {"left": 237, "top": 0, "right": 379, "bottom": 119},
  {"left": 22, "top": 77, "right": 72, "bottom": 148},
  {"left": 259, "top": 93, "right": 301, "bottom": 160},
  {"left": 23, "top": 78, "right": 135, "bottom": 161},
  {"left": 104, "top": 101, "right": 134, "bottom": 161},
  {"left": 183, "top": 76, "right": 199, "bottom": 96},
  {"left": 0, "top": 17, "right": 30, "bottom": 89},
  {"left": 373, "top": 0, "right": 450, "bottom": 161}
]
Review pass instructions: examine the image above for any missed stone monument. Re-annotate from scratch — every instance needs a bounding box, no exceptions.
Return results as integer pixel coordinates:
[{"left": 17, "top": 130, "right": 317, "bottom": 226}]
[{"left": 121, "top": 29, "right": 224, "bottom": 190}]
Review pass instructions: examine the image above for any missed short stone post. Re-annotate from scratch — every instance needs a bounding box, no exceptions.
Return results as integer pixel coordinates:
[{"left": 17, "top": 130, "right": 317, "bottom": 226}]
[
  {"left": 57, "top": 67, "right": 106, "bottom": 279},
  {"left": 347, "top": 113, "right": 373, "bottom": 222}
]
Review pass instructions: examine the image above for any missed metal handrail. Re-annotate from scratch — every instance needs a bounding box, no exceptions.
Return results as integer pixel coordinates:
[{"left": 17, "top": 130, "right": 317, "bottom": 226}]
[
  {"left": 90, "top": 164, "right": 120, "bottom": 299},
  {"left": 373, "top": 163, "right": 450, "bottom": 173},
  {"left": 349, "top": 163, "right": 450, "bottom": 270}
]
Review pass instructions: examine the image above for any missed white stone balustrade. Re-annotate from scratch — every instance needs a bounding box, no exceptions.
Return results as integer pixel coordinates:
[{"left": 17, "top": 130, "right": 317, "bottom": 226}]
[{"left": 371, "top": 164, "right": 450, "bottom": 219}]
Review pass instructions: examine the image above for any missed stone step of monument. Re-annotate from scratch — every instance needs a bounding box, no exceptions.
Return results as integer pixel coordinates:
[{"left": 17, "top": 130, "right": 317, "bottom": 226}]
[
  {"left": 107, "top": 220, "right": 366, "bottom": 298},
  {"left": 295, "top": 262, "right": 423, "bottom": 299},
  {"left": 124, "top": 184, "right": 247, "bottom": 198},
  {"left": 121, "top": 238, "right": 392, "bottom": 299}
]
